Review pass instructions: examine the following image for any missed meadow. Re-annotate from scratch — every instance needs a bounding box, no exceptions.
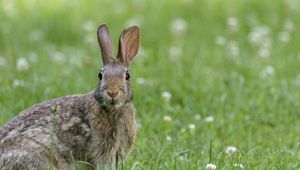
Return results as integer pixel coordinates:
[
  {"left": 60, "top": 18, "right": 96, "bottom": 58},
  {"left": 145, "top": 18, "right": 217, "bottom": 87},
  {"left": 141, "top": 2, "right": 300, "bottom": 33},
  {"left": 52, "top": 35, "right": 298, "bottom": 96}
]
[{"left": 1, "top": 0, "right": 300, "bottom": 169}]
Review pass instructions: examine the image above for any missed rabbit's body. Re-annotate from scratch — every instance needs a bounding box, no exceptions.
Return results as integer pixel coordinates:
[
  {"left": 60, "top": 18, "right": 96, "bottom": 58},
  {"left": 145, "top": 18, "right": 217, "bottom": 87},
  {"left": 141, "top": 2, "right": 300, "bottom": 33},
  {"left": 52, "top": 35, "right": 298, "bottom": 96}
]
[
  {"left": 0, "top": 92, "right": 136, "bottom": 169},
  {"left": 0, "top": 24, "right": 140, "bottom": 170}
]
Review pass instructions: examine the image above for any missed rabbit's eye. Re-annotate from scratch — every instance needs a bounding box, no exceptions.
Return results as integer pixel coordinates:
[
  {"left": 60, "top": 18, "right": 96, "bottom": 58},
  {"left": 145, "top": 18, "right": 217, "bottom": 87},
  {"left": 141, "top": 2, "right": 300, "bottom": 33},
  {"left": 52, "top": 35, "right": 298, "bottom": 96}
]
[
  {"left": 126, "top": 71, "right": 130, "bottom": 80},
  {"left": 98, "top": 72, "right": 103, "bottom": 80}
]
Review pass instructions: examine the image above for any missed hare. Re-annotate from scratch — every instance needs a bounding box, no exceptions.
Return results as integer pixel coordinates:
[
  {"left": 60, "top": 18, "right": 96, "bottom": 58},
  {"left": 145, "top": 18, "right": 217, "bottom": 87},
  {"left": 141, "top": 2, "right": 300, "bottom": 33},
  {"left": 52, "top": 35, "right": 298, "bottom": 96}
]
[{"left": 0, "top": 24, "right": 140, "bottom": 170}]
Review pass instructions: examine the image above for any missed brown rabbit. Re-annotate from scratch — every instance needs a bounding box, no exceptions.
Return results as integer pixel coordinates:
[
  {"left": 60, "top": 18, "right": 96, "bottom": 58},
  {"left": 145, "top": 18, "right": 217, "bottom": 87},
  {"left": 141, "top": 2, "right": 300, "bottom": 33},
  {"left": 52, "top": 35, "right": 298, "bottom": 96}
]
[{"left": 0, "top": 24, "right": 140, "bottom": 170}]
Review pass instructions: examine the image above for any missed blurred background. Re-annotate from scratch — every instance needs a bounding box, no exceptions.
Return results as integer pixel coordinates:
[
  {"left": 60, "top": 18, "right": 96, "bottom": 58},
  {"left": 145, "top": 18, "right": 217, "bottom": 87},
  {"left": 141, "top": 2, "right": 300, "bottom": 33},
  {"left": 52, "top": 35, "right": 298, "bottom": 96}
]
[{"left": 0, "top": 0, "right": 300, "bottom": 169}]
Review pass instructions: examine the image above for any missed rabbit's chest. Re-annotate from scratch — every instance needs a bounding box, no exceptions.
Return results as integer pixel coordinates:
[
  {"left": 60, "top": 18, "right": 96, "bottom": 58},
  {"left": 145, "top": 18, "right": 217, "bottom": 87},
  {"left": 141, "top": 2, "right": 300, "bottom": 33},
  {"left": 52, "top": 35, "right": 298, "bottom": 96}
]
[
  {"left": 88, "top": 104, "right": 137, "bottom": 167},
  {"left": 103, "top": 112, "right": 136, "bottom": 157},
  {"left": 108, "top": 108, "right": 136, "bottom": 149},
  {"left": 90, "top": 108, "right": 137, "bottom": 160},
  {"left": 114, "top": 114, "right": 136, "bottom": 151}
]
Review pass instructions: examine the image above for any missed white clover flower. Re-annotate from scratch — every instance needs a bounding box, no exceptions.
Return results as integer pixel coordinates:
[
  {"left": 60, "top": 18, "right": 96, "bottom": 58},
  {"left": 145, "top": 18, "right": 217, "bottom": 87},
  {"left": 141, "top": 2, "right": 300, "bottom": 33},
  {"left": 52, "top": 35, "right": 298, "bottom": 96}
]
[
  {"left": 215, "top": 36, "right": 227, "bottom": 46},
  {"left": 227, "top": 41, "right": 240, "bottom": 57},
  {"left": 170, "top": 18, "right": 188, "bottom": 37},
  {"left": 13, "top": 79, "right": 25, "bottom": 87},
  {"left": 225, "top": 146, "right": 238, "bottom": 155},
  {"left": 188, "top": 124, "right": 196, "bottom": 134},
  {"left": 260, "top": 66, "right": 275, "bottom": 79},
  {"left": 194, "top": 114, "right": 201, "bottom": 120},
  {"left": 248, "top": 31, "right": 261, "bottom": 46},
  {"left": 227, "top": 16, "right": 239, "bottom": 33},
  {"left": 248, "top": 26, "right": 271, "bottom": 47},
  {"left": 0, "top": 56, "right": 7, "bottom": 67},
  {"left": 258, "top": 47, "right": 271, "bottom": 59},
  {"left": 169, "top": 46, "right": 183, "bottom": 60},
  {"left": 163, "top": 115, "right": 172, "bottom": 122},
  {"left": 52, "top": 51, "right": 65, "bottom": 64},
  {"left": 136, "top": 77, "right": 146, "bottom": 85},
  {"left": 179, "top": 155, "right": 187, "bottom": 161},
  {"left": 162, "top": 91, "right": 172, "bottom": 102},
  {"left": 278, "top": 31, "right": 290, "bottom": 43},
  {"left": 204, "top": 115, "right": 214, "bottom": 123},
  {"left": 166, "top": 136, "right": 172, "bottom": 142},
  {"left": 188, "top": 124, "right": 195, "bottom": 129},
  {"left": 227, "top": 17, "right": 238, "bottom": 26},
  {"left": 206, "top": 163, "right": 217, "bottom": 170},
  {"left": 233, "top": 163, "right": 244, "bottom": 169},
  {"left": 82, "top": 20, "right": 95, "bottom": 32},
  {"left": 284, "top": 19, "right": 294, "bottom": 32},
  {"left": 16, "top": 57, "right": 29, "bottom": 72}
]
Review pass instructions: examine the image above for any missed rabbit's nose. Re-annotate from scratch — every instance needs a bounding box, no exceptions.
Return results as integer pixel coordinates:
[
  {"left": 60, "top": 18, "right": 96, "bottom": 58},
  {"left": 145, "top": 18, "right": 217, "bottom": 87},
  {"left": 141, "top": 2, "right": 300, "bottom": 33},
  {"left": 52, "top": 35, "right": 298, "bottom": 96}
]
[{"left": 107, "top": 91, "right": 119, "bottom": 98}]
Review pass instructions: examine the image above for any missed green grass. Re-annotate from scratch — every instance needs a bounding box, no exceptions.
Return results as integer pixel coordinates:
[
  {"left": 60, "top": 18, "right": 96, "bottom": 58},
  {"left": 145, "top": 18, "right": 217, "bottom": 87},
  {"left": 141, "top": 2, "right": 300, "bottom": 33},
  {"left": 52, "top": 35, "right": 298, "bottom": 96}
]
[{"left": 1, "top": 0, "right": 300, "bottom": 169}]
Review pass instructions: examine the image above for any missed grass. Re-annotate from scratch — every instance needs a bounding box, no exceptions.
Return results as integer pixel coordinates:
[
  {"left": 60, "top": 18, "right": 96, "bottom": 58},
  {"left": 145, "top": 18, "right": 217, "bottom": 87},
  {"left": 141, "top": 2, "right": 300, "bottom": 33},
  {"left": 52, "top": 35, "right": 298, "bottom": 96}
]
[{"left": 1, "top": 0, "right": 300, "bottom": 169}]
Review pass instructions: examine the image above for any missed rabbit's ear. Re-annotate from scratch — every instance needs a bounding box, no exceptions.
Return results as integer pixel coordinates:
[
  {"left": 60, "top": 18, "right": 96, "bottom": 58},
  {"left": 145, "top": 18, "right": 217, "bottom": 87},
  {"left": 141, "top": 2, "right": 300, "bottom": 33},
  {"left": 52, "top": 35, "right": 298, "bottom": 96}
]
[
  {"left": 117, "top": 26, "right": 140, "bottom": 67},
  {"left": 97, "top": 24, "right": 113, "bottom": 65}
]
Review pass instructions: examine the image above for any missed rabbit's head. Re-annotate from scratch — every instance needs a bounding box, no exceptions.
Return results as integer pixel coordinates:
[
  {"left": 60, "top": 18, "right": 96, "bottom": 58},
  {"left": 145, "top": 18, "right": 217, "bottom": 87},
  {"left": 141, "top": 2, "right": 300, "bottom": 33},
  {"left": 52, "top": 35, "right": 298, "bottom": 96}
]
[{"left": 95, "top": 24, "right": 140, "bottom": 109}]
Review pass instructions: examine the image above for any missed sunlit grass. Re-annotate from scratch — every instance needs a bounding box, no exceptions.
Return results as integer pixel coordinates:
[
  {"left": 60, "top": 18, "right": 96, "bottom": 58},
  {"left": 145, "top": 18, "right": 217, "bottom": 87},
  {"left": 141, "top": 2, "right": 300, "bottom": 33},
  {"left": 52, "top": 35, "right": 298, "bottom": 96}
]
[{"left": 1, "top": 0, "right": 300, "bottom": 169}]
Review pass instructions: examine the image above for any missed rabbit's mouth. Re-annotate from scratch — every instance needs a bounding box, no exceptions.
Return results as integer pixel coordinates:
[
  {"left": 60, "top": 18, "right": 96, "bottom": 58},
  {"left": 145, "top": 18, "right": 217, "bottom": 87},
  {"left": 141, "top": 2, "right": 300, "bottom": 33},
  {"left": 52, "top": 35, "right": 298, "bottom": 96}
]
[
  {"left": 102, "top": 98, "right": 123, "bottom": 108},
  {"left": 111, "top": 99, "right": 117, "bottom": 105},
  {"left": 94, "top": 89, "right": 125, "bottom": 108}
]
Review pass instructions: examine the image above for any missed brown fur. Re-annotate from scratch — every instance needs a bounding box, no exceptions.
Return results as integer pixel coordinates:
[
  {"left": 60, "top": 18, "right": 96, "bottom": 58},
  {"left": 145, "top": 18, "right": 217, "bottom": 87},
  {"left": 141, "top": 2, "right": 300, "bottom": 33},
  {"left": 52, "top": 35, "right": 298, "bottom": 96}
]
[{"left": 0, "top": 24, "right": 140, "bottom": 170}]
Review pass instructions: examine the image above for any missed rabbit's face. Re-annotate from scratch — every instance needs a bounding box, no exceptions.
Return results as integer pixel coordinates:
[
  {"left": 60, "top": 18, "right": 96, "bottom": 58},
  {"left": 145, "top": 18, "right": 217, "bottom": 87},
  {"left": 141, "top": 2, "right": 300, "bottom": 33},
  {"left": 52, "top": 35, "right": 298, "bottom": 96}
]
[
  {"left": 96, "top": 61, "right": 132, "bottom": 108},
  {"left": 95, "top": 24, "right": 139, "bottom": 109}
]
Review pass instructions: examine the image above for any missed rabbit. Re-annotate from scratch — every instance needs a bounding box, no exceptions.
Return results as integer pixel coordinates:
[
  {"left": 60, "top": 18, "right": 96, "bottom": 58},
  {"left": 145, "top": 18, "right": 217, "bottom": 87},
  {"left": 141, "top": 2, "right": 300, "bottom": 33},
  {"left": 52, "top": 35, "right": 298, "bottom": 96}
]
[{"left": 0, "top": 24, "right": 140, "bottom": 170}]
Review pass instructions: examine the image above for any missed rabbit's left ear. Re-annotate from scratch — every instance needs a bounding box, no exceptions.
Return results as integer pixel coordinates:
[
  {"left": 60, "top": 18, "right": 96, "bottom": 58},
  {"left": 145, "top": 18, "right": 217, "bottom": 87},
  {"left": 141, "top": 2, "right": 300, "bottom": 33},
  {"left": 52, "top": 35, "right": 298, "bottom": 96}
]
[{"left": 117, "top": 26, "right": 140, "bottom": 67}]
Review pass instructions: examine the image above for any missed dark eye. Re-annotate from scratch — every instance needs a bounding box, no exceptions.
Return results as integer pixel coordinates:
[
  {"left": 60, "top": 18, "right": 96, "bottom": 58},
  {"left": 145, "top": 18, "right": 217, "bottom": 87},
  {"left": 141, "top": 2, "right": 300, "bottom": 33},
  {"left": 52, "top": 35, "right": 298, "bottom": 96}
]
[
  {"left": 126, "top": 71, "right": 130, "bottom": 80},
  {"left": 98, "top": 72, "right": 103, "bottom": 80}
]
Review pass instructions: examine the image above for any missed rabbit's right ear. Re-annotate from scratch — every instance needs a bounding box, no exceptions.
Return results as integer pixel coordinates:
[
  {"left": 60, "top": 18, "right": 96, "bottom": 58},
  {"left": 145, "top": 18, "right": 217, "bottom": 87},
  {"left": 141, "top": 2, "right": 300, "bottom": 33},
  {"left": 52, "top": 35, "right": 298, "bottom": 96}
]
[{"left": 97, "top": 24, "right": 113, "bottom": 65}]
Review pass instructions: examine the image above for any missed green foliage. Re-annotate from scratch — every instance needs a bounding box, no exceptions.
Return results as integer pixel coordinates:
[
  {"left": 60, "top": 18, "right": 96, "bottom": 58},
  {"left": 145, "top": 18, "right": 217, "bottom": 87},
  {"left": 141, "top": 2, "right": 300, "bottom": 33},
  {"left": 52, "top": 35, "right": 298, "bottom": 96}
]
[{"left": 1, "top": 0, "right": 300, "bottom": 169}]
